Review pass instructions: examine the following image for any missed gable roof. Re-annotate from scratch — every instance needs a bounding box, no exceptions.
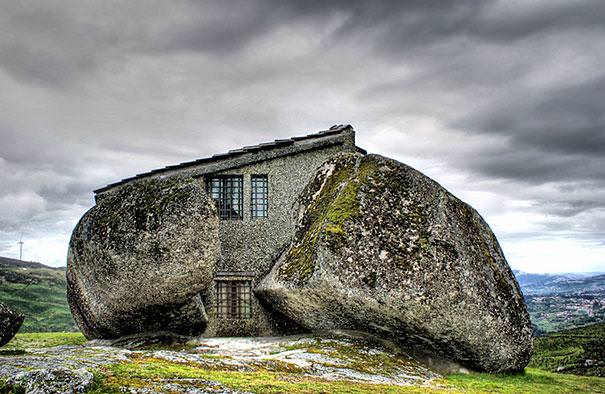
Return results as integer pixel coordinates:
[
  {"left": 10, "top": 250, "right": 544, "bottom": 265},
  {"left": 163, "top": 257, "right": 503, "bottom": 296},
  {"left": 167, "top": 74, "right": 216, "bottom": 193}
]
[{"left": 94, "top": 124, "right": 364, "bottom": 195}]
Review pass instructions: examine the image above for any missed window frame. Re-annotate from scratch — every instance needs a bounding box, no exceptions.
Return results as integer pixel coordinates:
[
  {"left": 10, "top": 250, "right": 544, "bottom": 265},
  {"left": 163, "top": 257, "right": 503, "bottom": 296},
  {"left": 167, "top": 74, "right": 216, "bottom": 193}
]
[
  {"left": 250, "top": 174, "right": 268, "bottom": 219},
  {"left": 207, "top": 175, "right": 244, "bottom": 220},
  {"left": 215, "top": 278, "right": 252, "bottom": 320}
]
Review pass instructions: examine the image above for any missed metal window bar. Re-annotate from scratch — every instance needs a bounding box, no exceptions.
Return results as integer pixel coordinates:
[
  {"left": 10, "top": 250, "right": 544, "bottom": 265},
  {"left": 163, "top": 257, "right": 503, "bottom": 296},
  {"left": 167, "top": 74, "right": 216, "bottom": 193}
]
[
  {"left": 215, "top": 280, "right": 252, "bottom": 319},
  {"left": 251, "top": 175, "right": 268, "bottom": 218},
  {"left": 208, "top": 176, "right": 243, "bottom": 220}
]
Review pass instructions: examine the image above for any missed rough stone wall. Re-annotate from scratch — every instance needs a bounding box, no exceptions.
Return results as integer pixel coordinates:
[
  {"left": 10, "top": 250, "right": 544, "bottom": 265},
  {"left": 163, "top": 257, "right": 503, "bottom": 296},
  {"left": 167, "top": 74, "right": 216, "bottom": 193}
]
[{"left": 203, "top": 144, "right": 355, "bottom": 336}]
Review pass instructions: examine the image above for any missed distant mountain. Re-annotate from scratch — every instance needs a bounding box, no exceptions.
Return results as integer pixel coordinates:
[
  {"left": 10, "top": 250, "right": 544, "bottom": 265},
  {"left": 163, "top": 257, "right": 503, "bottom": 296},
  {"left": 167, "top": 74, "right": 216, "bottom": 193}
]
[
  {"left": 0, "top": 256, "right": 77, "bottom": 332},
  {"left": 513, "top": 270, "right": 605, "bottom": 296}
]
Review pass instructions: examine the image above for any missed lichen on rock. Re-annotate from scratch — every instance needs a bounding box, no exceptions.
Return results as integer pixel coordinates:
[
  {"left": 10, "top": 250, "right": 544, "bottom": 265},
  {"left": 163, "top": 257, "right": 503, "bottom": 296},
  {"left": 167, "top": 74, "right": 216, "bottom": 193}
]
[
  {"left": 67, "top": 176, "right": 220, "bottom": 339},
  {"left": 257, "top": 152, "right": 533, "bottom": 373},
  {"left": 0, "top": 302, "right": 24, "bottom": 347}
]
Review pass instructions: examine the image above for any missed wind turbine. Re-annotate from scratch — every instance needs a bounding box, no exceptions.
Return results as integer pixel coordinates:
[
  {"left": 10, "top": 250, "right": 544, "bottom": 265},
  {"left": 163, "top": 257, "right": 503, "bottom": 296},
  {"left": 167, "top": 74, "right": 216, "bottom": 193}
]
[{"left": 18, "top": 234, "right": 24, "bottom": 261}]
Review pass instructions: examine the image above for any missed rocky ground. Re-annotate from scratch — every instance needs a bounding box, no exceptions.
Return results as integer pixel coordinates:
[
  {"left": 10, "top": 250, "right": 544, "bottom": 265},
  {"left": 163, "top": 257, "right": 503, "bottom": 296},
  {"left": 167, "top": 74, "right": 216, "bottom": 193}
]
[{"left": 0, "top": 331, "right": 440, "bottom": 393}]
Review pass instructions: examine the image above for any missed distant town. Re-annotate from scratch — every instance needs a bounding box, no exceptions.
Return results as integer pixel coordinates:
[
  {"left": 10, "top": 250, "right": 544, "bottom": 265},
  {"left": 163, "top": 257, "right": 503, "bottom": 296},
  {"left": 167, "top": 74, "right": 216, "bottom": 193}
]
[{"left": 514, "top": 270, "right": 605, "bottom": 334}]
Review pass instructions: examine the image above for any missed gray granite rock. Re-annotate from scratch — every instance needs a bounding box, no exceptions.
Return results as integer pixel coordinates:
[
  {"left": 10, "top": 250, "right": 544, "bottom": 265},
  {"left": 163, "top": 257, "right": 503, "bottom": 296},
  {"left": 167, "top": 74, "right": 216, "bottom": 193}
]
[
  {"left": 0, "top": 332, "right": 439, "bottom": 390},
  {"left": 6, "top": 367, "right": 93, "bottom": 394},
  {"left": 257, "top": 153, "right": 533, "bottom": 372},
  {"left": 0, "top": 302, "right": 23, "bottom": 347},
  {"left": 67, "top": 177, "right": 220, "bottom": 339}
]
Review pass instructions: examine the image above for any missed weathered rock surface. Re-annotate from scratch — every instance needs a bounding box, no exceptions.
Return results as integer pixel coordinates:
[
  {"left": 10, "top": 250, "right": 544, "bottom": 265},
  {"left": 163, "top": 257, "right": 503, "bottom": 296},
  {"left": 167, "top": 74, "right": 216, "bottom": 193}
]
[
  {"left": 257, "top": 153, "right": 533, "bottom": 372},
  {"left": 6, "top": 367, "right": 94, "bottom": 394},
  {"left": 0, "top": 302, "right": 24, "bottom": 347},
  {"left": 67, "top": 177, "right": 220, "bottom": 339},
  {"left": 0, "top": 332, "right": 439, "bottom": 392}
]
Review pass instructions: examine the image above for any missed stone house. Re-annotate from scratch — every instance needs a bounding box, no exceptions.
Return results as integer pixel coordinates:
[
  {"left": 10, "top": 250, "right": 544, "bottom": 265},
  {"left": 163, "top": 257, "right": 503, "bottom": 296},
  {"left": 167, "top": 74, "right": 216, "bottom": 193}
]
[{"left": 93, "top": 125, "right": 366, "bottom": 336}]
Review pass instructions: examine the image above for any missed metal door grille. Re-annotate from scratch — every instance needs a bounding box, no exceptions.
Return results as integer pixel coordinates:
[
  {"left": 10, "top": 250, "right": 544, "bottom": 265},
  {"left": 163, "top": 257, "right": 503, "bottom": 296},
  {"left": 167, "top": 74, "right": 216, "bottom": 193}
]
[{"left": 215, "top": 280, "right": 252, "bottom": 319}]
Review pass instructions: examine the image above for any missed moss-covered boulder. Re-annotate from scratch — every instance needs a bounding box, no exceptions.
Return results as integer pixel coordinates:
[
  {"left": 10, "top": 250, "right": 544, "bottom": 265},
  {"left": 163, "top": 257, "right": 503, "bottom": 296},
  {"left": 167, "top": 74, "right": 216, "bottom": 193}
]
[
  {"left": 0, "top": 302, "right": 24, "bottom": 347},
  {"left": 257, "top": 153, "right": 532, "bottom": 373},
  {"left": 67, "top": 177, "right": 219, "bottom": 339}
]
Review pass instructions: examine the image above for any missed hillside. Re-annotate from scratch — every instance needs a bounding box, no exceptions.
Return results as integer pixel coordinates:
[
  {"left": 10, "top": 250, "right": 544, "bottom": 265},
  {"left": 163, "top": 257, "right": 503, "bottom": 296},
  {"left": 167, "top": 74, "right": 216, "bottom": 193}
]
[
  {"left": 0, "top": 256, "right": 77, "bottom": 332},
  {"left": 529, "top": 322, "right": 605, "bottom": 376}
]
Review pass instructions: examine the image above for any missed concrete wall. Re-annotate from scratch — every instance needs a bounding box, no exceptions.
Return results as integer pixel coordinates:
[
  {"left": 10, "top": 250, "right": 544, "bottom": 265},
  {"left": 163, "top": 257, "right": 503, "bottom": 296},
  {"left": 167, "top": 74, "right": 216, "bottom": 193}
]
[{"left": 202, "top": 144, "right": 353, "bottom": 336}]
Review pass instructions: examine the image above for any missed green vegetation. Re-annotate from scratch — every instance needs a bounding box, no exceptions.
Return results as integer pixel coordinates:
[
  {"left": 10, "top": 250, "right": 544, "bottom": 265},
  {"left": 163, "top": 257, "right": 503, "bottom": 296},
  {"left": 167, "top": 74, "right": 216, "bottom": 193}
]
[
  {"left": 279, "top": 155, "right": 359, "bottom": 283},
  {"left": 1, "top": 332, "right": 605, "bottom": 393},
  {"left": 87, "top": 361, "right": 605, "bottom": 394},
  {"left": 0, "top": 380, "right": 25, "bottom": 394},
  {"left": 0, "top": 332, "right": 86, "bottom": 355},
  {"left": 323, "top": 176, "right": 360, "bottom": 243},
  {"left": 0, "top": 259, "right": 78, "bottom": 332},
  {"left": 283, "top": 336, "right": 419, "bottom": 377},
  {"left": 446, "top": 368, "right": 605, "bottom": 394},
  {"left": 0, "top": 282, "right": 77, "bottom": 332},
  {"left": 87, "top": 357, "right": 440, "bottom": 394},
  {"left": 529, "top": 322, "right": 605, "bottom": 376},
  {"left": 279, "top": 155, "right": 382, "bottom": 283}
]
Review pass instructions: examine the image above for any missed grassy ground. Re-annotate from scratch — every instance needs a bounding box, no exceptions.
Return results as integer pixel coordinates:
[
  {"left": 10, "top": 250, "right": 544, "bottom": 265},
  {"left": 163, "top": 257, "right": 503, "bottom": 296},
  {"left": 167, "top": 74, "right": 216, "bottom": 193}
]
[
  {"left": 1, "top": 332, "right": 86, "bottom": 350},
  {"left": 87, "top": 359, "right": 604, "bottom": 394},
  {"left": 529, "top": 322, "right": 605, "bottom": 376},
  {"left": 446, "top": 369, "right": 604, "bottom": 393},
  {"left": 2, "top": 332, "right": 605, "bottom": 393},
  {"left": 0, "top": 263, "right": 78, "bottom": 332}
]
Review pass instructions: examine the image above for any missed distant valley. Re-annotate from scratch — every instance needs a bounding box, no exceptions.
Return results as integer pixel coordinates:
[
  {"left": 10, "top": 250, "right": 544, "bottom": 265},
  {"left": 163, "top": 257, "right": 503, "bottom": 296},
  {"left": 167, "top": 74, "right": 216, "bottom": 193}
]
[{"left": 515, "top": 270, "right": 605, "bottom": 334}]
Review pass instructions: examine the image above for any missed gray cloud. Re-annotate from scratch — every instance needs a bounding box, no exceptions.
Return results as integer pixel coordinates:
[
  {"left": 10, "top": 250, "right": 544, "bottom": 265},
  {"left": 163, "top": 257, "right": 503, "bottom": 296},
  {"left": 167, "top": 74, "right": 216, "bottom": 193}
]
[{"left": 0, "top": 0, "right": 604, "bottom": 271}]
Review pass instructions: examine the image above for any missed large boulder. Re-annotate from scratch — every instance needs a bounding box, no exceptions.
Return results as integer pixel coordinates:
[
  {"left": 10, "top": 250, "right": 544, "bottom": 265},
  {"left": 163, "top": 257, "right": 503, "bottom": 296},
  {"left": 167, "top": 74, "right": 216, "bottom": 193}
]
[
  {"left": 67, "top": 177, "right": 219, "bottom": 339},
  {"left": 257, "top": 153, "right": 533, "bottom": 372},
  {"left": 0, "top": 302, "right": 24, "bottom": 347}
]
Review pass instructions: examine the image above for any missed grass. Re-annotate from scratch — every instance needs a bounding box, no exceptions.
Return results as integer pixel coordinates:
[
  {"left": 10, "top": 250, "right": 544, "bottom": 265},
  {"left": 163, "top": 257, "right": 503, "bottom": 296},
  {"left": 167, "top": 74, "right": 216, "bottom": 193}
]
[
  {"left": 1, "top": 331, "right": 604, "bottom": 393},
  {"left": 85, "top": 359, "right": 605, "bottom": 394},
  {"left": 90, "top": 357, "right": 442, "bottom": 394},
  {"left": 0, "top": 332, "right": 86, "bottom": 354},
  {"left": 529, "top": 322, "right": 605, "bottom": 376},
  {"left": 0, "top": 272, "right": 78, "bottom": 333},
  {"left": 282, "top": 337, "right": 420, "bottom": 377},
  {"left": 0, "top": 381, "right": 25, "bottom": 394},
  {"left": 445, "top": 368, "right": 605, "bottom": 393}
]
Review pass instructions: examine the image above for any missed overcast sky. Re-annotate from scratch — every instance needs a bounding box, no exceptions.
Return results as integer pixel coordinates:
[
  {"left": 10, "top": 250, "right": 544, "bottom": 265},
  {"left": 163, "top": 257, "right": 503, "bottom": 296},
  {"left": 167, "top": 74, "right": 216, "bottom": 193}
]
[{"left": 1, "top": 0, "right": 604, "bottom": 273}]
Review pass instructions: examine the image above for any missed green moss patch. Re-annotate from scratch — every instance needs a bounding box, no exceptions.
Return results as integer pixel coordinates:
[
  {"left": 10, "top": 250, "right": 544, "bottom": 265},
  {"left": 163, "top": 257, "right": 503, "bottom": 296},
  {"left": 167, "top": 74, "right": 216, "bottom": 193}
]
[
  {"left": 278, "top": 155, "right": 382, "bottom": 284},
  {"left": 2, "top": 332, "right": 86, "bottom": 351},
  {"left": 2, "top": 333, "right": 605, "bottom": 393},
  {"left": 279, "top": 155, "right": 360, "bottom": 283},
  {"left": 91, "top": 359, "right": 605, "bottom": 394},
  {"left": 93, "top": 176, "right": 199, "bottom": 237},
  {"left": 94, "top": 357, "right": 440, "bottom": 394},
  {"left": 283, "top": 336, "right": 423, "bottom": 377}
]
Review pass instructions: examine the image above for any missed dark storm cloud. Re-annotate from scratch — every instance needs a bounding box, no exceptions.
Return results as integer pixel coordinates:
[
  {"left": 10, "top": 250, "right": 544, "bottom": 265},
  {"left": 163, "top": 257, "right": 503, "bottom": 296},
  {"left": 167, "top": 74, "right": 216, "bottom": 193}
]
[
  {"left": 457, "top": 76, "right": 605, "bottom": 157},
  {"left": 0, "top": 0, "right": 604, "bottom": 270}
]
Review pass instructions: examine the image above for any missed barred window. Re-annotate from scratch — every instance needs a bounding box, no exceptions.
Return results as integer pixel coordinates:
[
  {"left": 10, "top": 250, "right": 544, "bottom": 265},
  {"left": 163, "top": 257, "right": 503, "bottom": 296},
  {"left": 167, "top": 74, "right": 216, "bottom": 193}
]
[
  {"left": 251, "top": 175, "right": 268, "bottom": 218},
  {"left": 216, "top": 279, "right": 252, "bottom": 319},
  {"left": 208, "top": 176, "right": 243, "bottom": 220}
]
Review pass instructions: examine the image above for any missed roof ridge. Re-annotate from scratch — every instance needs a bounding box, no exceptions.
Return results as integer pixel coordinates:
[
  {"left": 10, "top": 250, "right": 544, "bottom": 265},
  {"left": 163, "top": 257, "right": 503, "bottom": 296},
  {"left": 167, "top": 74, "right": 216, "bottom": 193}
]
[{"left": 94, "top": 124, "right": 353, "bottom": 194}]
